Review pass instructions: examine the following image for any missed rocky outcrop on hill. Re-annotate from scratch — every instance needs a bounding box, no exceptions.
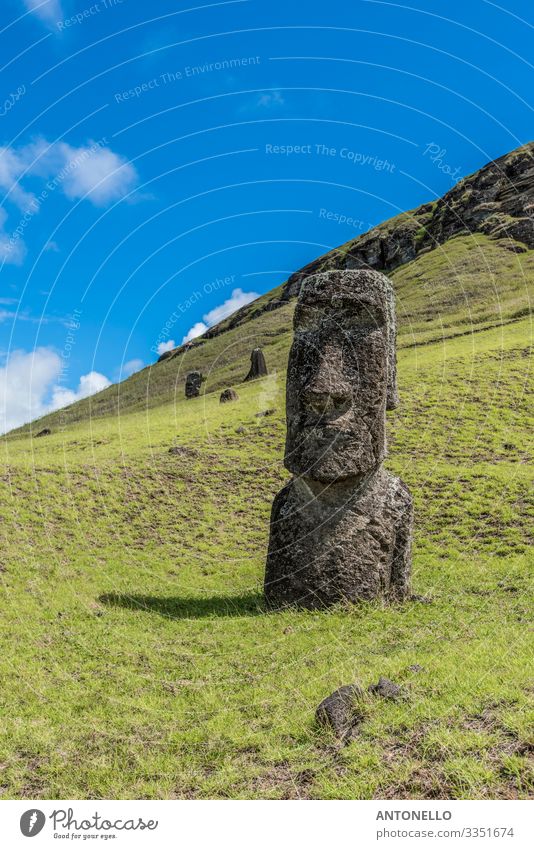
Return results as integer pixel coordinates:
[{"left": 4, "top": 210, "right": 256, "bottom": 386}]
[
  {"left": 157, "top": 142, "right": 533, "bottom": 359},
  {"left": 282, "top": 142, "right": 534, "bottom": 299}
]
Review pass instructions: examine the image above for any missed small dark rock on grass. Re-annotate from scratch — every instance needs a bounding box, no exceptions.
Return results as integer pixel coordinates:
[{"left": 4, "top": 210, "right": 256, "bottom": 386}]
[
  {"left": 35, "top": 428, "right": 51, "bottom": 437},
  {"left": 368, "top": 676, "right": 407, "bottom": 701},
  {"left": 315, "top": 684, "right": 365, "bottom": 742},
  {"left": 220, "top": 388, "right": 239, "bottom": 403},
  {"left": 256, "top": 408, "right": 276, "bottom": 418}
]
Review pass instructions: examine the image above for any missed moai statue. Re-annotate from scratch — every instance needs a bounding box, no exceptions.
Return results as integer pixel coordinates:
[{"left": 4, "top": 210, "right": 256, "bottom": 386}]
[
  {"left": 244, "top": 348, "right": 268, "bottom": 381},
  {"left": 264, "top": 269, "right": 413, "bottom": 609},
  {"left": 185, "top": 371, "right": 202, "bottom": 399}
]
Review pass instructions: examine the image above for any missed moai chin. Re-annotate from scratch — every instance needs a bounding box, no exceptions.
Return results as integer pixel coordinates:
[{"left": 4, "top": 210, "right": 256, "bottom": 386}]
[{"left": 264, "top": 269, "right": 413, "bottom": 609}]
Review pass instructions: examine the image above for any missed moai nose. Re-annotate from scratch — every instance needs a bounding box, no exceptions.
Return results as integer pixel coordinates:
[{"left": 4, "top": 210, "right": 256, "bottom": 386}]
[{"left": 302, "top": 352, "right": 352, "bottom": 413}]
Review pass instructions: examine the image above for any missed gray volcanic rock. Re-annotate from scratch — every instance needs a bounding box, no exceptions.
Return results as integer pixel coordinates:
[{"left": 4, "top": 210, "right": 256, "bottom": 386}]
[
  {"left": 244, "top": 348, "right": 268, "bottom": 381},
  {"left": 265, "top": 269, "right": 413, "bottom": 609},
  {"left": 315, "top": 684, "right": 365, "bottom": 740},
  {"left": 220, "top": 388, "right": 239, "bottom": 403},
  {"left": 185, "top": 372, "right": 202, "bottom": 399},
  {"left": 265, "top": 471, "right": 412, "bottom": 608},
  {"left": 368, "top": 676, "right": 407, "bottom": 701}
]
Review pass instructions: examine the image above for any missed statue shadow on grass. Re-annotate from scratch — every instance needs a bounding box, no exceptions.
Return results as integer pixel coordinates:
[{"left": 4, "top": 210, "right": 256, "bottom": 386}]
[{"left": 99, "top": 591, "right": 265, "bottom": 619}]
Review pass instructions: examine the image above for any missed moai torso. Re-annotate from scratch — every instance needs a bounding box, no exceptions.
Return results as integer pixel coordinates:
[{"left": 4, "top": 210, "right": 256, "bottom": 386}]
[{"left": 265, "top": 269, "right": 412, "bottom": 608}]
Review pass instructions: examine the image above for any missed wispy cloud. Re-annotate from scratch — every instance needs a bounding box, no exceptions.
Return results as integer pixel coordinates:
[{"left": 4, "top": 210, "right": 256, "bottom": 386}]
[
  {"left": 118, "top": 358, "right": 144, "bottom": 379},
  {"left": 181, "top": 288, "right": 258, "bottom": 344},
  {"left": 256, "top": 91, "right": 285, "bottom": 108},
  {"left": 23, "top": 0, "right": 62, "bottom": 25},
  {"left": 156, "top": 339, "right": 175, "bottom": 356},
  {"left": 0, "top": 138, "right": 139, "bottom": 262},
  {"left": 181, "top": 323, "right": 207, "bottom": 344}
]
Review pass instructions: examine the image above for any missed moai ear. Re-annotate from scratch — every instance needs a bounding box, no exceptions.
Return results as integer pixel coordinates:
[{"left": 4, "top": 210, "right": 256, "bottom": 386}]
[{"left": 385, "top": 280, "right": 399, "bottom": 411}]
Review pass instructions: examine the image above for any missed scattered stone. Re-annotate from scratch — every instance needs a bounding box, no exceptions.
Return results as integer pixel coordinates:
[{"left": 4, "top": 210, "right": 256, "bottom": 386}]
[
  {"left": 235, "top": 425, "right": 247, "bottom": 434},
  {"left": 265, "top": 269, "right": 413, "bottom": 609},
  {"left": 244, "top": 347, "right": 268, "bottom": 381},
  {"left": 408, "top": 664, "right": 425, "bottom": 673},
  {"left": 185, "top": 371, "right": 202, "bottom": 399},
  {"left": 220, "top": 388, "right": 239, "bottom": 403},
  {"left": 410, "top": 593, "right": 433, "bottom": 604},
  {"left": 35, "top": 428, "right": 51, "bottom": 437},
  {"left": 168, "top": 445, "right": 198, "bottom": 457},
  {"left": 503, "top": 443, "right": 515, "bottom": 450},
  {"left": 315, "top": 684, "right": 365, "bottom": 741},
  {"left": 256, "top": 408, "right": 276, "bottom": 418},
  {"left": 368, "top": 676, "right": 407, "bottom": 701}
]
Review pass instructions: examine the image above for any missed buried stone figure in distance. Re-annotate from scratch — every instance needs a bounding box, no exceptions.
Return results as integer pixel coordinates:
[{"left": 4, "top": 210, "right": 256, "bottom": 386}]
[{"left": 264, "top": 269, "right": 413, "bottom": 609}]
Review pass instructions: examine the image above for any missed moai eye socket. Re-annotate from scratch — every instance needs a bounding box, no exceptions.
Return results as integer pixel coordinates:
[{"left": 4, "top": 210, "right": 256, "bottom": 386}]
[{"left": 294, "top": 302, "right": 323, "bottom": 331}]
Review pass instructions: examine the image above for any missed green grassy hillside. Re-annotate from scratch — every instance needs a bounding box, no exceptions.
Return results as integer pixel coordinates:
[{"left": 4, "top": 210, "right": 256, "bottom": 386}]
[
  {"left": 9, "top": 232, "right": 534, "bottom": 434},
  {"left": 1, "top": 228, "right": 532, "bottom": 796}
]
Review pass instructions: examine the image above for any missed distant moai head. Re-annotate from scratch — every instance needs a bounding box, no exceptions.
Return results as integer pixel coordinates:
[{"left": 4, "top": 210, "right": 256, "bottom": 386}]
[
  {"left": 284, "top": 269, "right": 398, "bottom": 481},
  {"left": 185, "top": 371, "right": 202, "bottom": 398},
  {"left": 244, "top": 347, "right": 268, "bottom": 381}
]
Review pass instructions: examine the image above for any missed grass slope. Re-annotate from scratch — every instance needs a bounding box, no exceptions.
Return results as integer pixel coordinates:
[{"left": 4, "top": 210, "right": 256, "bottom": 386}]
[
  {"left": 1, "top": 253, "right": 532, "bottom": 797},
  {"left": 9, "top": 233, "right": 533, "bottom": 435}
]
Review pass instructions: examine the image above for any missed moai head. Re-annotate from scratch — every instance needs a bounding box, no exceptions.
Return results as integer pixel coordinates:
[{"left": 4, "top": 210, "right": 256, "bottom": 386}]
[
  {"left": 284, "top": 269, "right": 398, "bottom": 482},
  {"left": 244, "top": 347, "right": 268, "bottom": 381},
  {"left": 185, "top": 371, "right": 202, "bottom": 399}
]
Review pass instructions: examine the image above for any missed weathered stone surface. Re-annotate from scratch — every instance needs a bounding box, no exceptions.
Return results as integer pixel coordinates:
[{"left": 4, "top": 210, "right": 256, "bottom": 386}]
[
  {"left": 244, "top": 348, "right": 268, "bottom": 381},
  {"left": 315, "top": 684, "right": 365, "bottom": 740},
  {"left": 185, "top": 371, "right": 202, "bottom": 399},
  {"left": 265, "top": 269, "right": 413, "bottom": 609},
  {"left": 220, "top": 388, "right": 239, "bottom": 403},
  {"left": 266, "top": 470, "right": 412, "bottom": 608},
  {"left": 157, "top": 350, "right": 174, "bottom": 362},
  {"left": 368, "top": 676, "right": 407, "bottom": 700}
]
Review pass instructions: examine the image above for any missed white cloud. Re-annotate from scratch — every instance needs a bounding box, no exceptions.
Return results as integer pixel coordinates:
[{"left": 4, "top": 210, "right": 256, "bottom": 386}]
[
  {"left": 121, "top": 358, "right": 144, "bottom": 378},
  {"left": 204, "top": 288, "right": 258, "bottom": 325},
  {"left": 0, "top": 138, "right": 138, "bottom": 262},
  {"left": 0, "top": 146, "right": 37, "bottom": 210},
  {"left": 23, "top": 0, "right": 62, "bottom": 24},
  {"left": 0, "top": 347, "right": 111, "bottom": 433},
  {"left": 0, "top": 139, "right": 138, "bottom": 262},
  {"left": 0, "top": 347, "right": 60, "bottom": 433},
  {"left": 180, "top": 288, "right": 258, "bottom": 344},
  {"left": 181, "top": 323, "right": 208, "bottom": 344},
  {"left": 0, "top": 207, "right": 26, "bottom": 265},
  {"left": 55, "top": 141, "right": 138, "bottom": 206},
  {"left": 256, "top": 91, "right": 285, "bottom": 108},
  {"left": 157, "top": 339, "right": 175, "bottom": 355},
  {"left": 51, "top": 371, "right": 111, "bottom": 410}
]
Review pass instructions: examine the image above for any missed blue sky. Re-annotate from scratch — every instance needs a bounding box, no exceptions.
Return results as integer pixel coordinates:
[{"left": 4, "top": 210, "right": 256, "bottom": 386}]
[{"left": 0, "top": 0, "right": 532, "bottom": 430}]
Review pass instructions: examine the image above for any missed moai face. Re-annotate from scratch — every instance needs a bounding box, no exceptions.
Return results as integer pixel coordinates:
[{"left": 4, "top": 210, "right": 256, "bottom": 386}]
[{"left": 284, "top": 269, "right": 398, "bottom": 482}]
